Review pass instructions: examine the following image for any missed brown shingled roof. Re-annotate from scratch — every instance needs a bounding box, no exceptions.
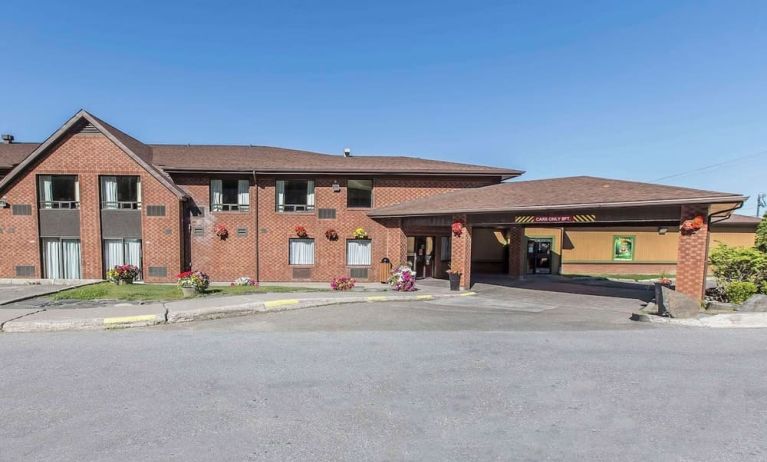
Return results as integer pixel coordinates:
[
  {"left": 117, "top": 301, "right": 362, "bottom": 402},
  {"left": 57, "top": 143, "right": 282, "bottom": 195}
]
[
  {"left": 713, "top": 214, "right": 763, "bottom": 226},
  {"left": 368, "top": 176, "right": 747, "bottom": 217}
]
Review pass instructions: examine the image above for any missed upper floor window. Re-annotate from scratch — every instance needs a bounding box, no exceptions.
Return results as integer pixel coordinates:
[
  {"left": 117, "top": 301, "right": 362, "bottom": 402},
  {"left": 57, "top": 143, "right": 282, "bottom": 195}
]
[
  {"left": 211, "top": 179, "right": 250, "bottom": 212},
  {"left": 347, "top": 179, "right": 373, "bottom": 208},
  {"left": 276, "top": 180, "right": 315, "bottom": 212},
  {"left": 38, "top": 175, "right": 79, "bottom": 209},
  {"left": 101, "top": 176, "right": 141, "bottom": 210}
]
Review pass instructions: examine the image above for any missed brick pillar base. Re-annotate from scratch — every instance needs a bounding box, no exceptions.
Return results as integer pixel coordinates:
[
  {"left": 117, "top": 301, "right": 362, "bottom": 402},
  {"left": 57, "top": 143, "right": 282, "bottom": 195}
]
[
  {"left": 508, "top": 226, "right": 525, "bottom": 278},
  {"left": 675, "top": 205, "right": 710, "bottom": 301},
  {"left": 450, "top": 215, "right": 472, "bottom": 289}
]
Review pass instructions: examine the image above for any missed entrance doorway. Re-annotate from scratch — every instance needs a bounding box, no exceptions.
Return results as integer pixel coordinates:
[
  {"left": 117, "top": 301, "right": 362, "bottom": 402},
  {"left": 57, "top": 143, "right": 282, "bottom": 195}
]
[
  {"left": 410, "top": 236, "right": 434, "bottom": 278},
  {"left": 527, "top": 238, "right": 553, "bottom": 274}
]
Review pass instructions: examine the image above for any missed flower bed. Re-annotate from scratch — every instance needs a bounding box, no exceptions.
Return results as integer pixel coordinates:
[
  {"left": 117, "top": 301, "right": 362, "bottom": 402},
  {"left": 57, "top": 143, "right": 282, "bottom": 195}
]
[
  {"left": 106, "top": 265, "right": 140, "bottom": 284},
  {"left": 177, "top": 270, "right": 210, "bottom": 293},
  {"left": 331, "top": 276, "right": 356, "bottom": 291},
  {"left": 231, "top": 276, "right": 258, "bottom": 287},
  {"left": 389, "top": 265, "right": 416, "bottom": 291}
]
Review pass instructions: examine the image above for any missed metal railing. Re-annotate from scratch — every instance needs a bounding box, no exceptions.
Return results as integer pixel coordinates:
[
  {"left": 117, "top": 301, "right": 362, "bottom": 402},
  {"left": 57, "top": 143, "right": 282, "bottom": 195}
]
[
  {"left": 211, "top": 203, "right": 250, "bottom": 212},
  {"left": 102, "top": 201, "right": 142, "bottom": 210},
  {"left": 39, "top": 201, "right": 80, "bottom": 209},
  {"left": 277, "top": 203, "right": 315, "bottom": 212}
]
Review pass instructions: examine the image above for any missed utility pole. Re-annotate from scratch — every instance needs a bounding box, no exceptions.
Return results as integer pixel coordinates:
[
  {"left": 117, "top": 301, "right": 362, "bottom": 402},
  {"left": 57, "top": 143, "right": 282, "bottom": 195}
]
[{"left": 758, "top": 193, "right": 766, "bottom": 217}]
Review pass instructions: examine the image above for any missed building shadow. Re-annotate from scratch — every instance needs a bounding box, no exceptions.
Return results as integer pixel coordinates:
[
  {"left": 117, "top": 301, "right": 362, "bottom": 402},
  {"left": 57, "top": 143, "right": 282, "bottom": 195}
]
[{"left": 471, "top": 273, "right": 654, "bottom": 302}]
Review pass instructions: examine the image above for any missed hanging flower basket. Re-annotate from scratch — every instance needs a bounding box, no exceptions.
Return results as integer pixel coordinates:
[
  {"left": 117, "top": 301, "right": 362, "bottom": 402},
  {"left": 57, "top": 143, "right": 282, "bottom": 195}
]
[
  {"left": 352, "top": 227, "right": 368, "bottom": 239},
  {"left": 680, "top": 215, "right": 705, "bottom": 235},
  {"left": 295, "top": 225, "right": 308, "bottom": 238},
  {"left": 325, "top": 229, "right": 339, "bottom": 241},
  {"left": 213, "top": 224, "right": 229, "bottom": 240},
  {"left": 451, "top": 219, "right": 464, "bottom": 237}
]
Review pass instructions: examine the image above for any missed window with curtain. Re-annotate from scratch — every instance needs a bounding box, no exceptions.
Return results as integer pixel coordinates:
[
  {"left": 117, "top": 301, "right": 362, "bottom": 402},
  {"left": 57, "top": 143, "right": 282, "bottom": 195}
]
[
  {"left": 289, "top": 238, "right": 315, "bottom": 265},
  {"left": 101, "top": 176, "right": 141, "bottom": 209},
  {"left": 211, "top": 179, "right": 250, "bottom": 211},
  {"left": 38, "top": 175, "right": 79, "bottom": 209},
  {"left": 42, "top": 238, "right": 81, "bottom": 279},
  {"left": 347, "top": 239, "right": 372, "bottom": 266},
  {"left": 347, "top": 179, "right": 373, "bottom": 208},
  {"left": 104, "top": 239, "right": 142, "bottom": 279},
  {"left": 440, "top": 236, "right": 452, "bottom": 261},
  {"left": 276, "top": 180, "right": 315, "bottom": 212}
]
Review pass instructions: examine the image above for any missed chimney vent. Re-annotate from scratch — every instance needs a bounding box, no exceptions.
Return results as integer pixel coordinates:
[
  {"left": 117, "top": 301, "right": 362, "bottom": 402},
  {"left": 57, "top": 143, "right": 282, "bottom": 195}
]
[
  {"left": 343, "top": 147, "right": 351, "bottom": 157},
  {"left": 1, "top": 134, "right": 13, "bottom": 144}
]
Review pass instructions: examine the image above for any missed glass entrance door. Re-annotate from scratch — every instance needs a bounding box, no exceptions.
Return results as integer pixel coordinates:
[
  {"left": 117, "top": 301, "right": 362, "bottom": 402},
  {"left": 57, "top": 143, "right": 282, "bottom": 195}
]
[
  {"left": 42, "top": 238, "right": 81, "bottom": 279},
  {"left": 526, "top": 238, "right": 553, "bottom": 274},
  {"left": 413, "top": 236, "right": 435, "bottom": 278}
]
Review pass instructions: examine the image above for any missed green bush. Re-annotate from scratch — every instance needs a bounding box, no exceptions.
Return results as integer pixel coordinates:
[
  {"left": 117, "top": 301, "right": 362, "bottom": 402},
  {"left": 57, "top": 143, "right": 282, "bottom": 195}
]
[
  {"left": 724, "top": 281, "right": 758, "bottom": 304},
  {"left": 756, "top": 213, "right": 767, "bottom": 253},
  {"left": 709, "top": 245, "right": 767, "bottom": 287}
]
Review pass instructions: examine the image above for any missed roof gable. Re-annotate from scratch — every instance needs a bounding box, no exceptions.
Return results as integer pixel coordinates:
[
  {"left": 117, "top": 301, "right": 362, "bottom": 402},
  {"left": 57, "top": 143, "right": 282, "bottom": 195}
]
[{"left": 0, "top": 110, "right": 187, "bottom": 199}]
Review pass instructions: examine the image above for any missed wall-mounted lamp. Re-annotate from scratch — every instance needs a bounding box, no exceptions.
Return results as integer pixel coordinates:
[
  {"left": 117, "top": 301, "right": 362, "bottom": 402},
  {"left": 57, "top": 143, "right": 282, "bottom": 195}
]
[
  {"left": 331, "top": 181, "right": 341, "bottom": 192},
  {"left": 658, "top": 227, "right": 668, "bottom": 235},
  {"left": 0, "top": 196, "right": 8, "bottom": 208}
]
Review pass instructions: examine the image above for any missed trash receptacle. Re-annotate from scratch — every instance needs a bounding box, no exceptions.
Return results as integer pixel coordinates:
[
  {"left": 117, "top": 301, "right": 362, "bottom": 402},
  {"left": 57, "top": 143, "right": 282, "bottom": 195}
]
[{"left": 379, "top": 258, "right": 392, "bottom": 283}]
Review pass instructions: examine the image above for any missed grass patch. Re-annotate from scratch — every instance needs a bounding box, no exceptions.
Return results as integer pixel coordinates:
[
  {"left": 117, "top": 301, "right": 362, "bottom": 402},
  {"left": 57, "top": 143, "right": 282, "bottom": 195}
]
[
  {"left": 563, "top": 273, "right": 662, "bottom": 281},
  {"left": 51, "top": 282, "right": 326, "bottom": 302}
]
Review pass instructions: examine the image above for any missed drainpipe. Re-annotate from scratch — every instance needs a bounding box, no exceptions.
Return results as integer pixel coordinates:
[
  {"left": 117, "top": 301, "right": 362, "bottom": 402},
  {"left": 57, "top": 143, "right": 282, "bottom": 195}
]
[{"left": 253, "top": 170, "right": 259, "bottom": 283}]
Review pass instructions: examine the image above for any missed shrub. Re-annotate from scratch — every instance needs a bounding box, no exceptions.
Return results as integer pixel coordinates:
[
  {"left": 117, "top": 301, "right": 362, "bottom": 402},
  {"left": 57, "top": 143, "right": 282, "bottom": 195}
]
[
  {"left": 388, "top": 265, "right": 416, "bottom": 291},
  {"left": 724, "top": 281, "right": 758, "bottom": 304},
  {"left": 106, "top": 264, "right": 139, "bottom": 284},
  {"left": 756, "top": 213, "right": 767, "bottom": 253},
  {"left": 709, "top": 245, "right": 767, "bottom": 287},
  {"left": 231, "top": 277, "right": 257, "bottom": 287},
  {"left": 177, "top": 270, "right": 210, "bottom": 293},
  {"left": 330, "top": 276, "right": 356, "bottom": 291}
]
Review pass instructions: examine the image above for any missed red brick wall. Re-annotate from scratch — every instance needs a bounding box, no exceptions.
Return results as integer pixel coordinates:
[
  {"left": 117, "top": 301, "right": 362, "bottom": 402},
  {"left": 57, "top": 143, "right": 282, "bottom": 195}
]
[
  {"left": 675, "top": 204, "right": 710, "bottom": 301},
  {"left": 0, "top": 131, "right": 182, "bottom": 281},
  {"left": 450, "top": 215, "right": 472, "bottom": 288}
]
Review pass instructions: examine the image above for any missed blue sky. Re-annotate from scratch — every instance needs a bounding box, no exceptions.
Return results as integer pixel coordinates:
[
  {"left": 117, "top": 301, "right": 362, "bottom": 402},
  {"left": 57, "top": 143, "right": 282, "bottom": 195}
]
[{"left": 2, "top": 0, "right": 765, "bottom": 214}]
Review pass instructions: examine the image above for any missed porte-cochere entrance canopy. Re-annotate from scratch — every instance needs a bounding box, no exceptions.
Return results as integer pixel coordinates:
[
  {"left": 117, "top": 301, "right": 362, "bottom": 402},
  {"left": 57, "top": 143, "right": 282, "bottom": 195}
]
[{"left": 369, "top": 176, "right": 747, "bottom": 301}]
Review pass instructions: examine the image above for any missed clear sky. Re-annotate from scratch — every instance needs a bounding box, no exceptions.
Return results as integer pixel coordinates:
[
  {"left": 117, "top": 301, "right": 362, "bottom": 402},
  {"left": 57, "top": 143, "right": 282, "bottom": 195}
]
[{"left": 2, "top": 1, "right": 765, "bottom": 214}]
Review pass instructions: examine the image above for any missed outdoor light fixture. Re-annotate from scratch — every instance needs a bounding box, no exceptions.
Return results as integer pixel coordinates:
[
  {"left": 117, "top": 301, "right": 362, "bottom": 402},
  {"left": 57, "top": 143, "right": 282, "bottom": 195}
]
[
  {"left": 658, "top": 227, "right": 668, "bottom": 235},
  {"left": 0, "top": 196, "right": 7, "bottom": 208},
  {"left": 332, "top": 181, "right": 341, "bottom": 192}
]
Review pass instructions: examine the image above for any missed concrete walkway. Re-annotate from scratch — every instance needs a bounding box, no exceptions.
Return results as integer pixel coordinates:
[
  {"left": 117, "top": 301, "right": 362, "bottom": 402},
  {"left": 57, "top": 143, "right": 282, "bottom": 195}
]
[
  {"left": 0, "top": 285, "right": 472, "bottom": 333},
  {"left": 0, "top": 280, "right": 99, "bottom": 305}
]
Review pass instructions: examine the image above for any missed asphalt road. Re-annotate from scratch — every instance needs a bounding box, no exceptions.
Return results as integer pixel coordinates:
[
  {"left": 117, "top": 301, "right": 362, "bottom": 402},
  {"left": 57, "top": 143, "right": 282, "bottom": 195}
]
[{"left": 1, "top": 295, "right": 766, "bottom": 461}]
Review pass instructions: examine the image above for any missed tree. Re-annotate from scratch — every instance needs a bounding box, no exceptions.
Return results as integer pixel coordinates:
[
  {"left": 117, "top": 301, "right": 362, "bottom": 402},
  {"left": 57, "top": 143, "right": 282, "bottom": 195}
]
[{"left": 756, "top": 213, "right": 767, "bottom": 253}]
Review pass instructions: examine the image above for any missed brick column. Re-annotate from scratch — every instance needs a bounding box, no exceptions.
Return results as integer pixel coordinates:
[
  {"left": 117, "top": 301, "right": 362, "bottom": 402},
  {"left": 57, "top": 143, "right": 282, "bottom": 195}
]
[
  {"left": 384, "top": 218, "right": 407, "bottom": 265},
  {"left": 450, "top": 215, "right": 472, "bottom": 289},
  {"left": 675, "top": 205, "right": 711, "bottom": 301},
  {"left": 507, "top": 226, "right": 525, "bottom": 278}
]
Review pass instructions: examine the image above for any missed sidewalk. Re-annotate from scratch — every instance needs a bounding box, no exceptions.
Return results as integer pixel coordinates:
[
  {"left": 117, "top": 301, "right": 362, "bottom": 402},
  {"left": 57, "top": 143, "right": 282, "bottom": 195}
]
[{"left": 0, "top": 286, "right": 475, "bottom": 333}]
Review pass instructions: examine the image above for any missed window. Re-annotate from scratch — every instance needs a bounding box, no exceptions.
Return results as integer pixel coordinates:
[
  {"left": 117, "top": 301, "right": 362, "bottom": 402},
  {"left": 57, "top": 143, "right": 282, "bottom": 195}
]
[
  {"left": 276, "top": 180, "right": 315, "bottom": 212},
  {"left": 38, "top": 175, "right": 79, "bottom": 209},
  {"left": 101, "top": 176, "right": 141, "bottom": 209},
  {"left": 347, "top": 239, "right": 372, "bottom": 266},
  {"left": 211, "top": 179, "right": 250, "bottom": 212},
  {"left": 347, "top": 179, "right": 373, "bottom": 208},
  {"left": 440, "top": 236, "right": 452, "bottom": 261},
  {"left": 612, "top": 236, "right": 635, "bottom": 261},
  {"left": 289, "top": 238, "right": 315, "bottom": 265},
  {"left": 41, "top": 238, "right": 81, "bottom": 279},
  {"left": 104, "top": 239, "right": 143, "bottom": 279}
]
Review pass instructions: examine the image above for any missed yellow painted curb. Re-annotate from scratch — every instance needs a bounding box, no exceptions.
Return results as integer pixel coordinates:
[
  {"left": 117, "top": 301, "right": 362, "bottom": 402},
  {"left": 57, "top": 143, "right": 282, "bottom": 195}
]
[
  {"left": 264, "top": 299, "right": 300, "bottom": 308},
  {"left": 459, "top": 291, "right": 477, "bottom": 296},
  {"left": 367, "top": 296, "right": 389, "bottom": 302},
  {"left": 416, "top": 294, "right": 433, "bottom": 300},
  {"left": 103, "top": 314, "right": 158, "bottom": 325}
]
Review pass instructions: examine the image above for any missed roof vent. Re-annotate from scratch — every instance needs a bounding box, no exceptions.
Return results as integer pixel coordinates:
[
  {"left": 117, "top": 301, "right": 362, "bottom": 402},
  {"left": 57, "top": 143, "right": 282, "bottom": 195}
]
[
  {"left": 1, "top": 134, "right": 14, "bottom": 144},
  {"left": 343, "top": 147, "right": 351, "bottom": 157}
]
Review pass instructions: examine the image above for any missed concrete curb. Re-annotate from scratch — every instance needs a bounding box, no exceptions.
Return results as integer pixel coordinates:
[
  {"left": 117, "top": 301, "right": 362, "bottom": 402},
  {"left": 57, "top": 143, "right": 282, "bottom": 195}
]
[
  {"left": 1, "top": 291, "right": 477, "bottom": 333},
  {"left": 631, "top": 311, "right": 767, "bottom": 328}
]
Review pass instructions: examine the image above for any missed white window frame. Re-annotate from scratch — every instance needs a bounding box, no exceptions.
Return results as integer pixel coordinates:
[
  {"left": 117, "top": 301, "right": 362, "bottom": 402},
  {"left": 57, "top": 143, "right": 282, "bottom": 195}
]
[
  {"left": 276, "top": 179, "right": 315, "bottom": 212},
  {"left": 289, "top": 238, "right": 315, "bottom": 265},
  {"left": 211, "top": 178, "right": 250, "bottom": 212}
]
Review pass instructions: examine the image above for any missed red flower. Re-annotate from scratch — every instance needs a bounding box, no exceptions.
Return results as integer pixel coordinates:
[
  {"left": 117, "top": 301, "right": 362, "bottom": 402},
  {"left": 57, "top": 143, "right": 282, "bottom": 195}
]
[
  {"left": 295, "top": 225, "right": 308, "bottom": 238},
  {"left": 451, "top": 219, "right": 464, "bottom": 237},
  {"left": 213, "top": 224, "right": 229, "bottom": 239}
]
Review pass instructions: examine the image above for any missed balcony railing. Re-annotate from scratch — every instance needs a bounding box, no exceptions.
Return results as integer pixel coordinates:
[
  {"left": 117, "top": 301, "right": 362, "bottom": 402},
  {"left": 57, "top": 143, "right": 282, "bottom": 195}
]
[
  {"left": 40, "top": 201, "right": 80, "bottom": 209},
  {"left": 102, "top": 201, "right": 142, "bottom": 210},
  {"left": 211, "top": 203, "right": 250, "bottom": 212},
  {"left": 277, "top": 203, "right": 315, "bottom": 212}
]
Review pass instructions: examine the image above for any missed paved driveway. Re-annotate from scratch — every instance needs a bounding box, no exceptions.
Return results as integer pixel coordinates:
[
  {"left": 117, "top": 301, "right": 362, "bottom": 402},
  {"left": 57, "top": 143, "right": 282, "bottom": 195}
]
[{"left": 0, "top": 283, "right": 88, "bottom": 306}]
